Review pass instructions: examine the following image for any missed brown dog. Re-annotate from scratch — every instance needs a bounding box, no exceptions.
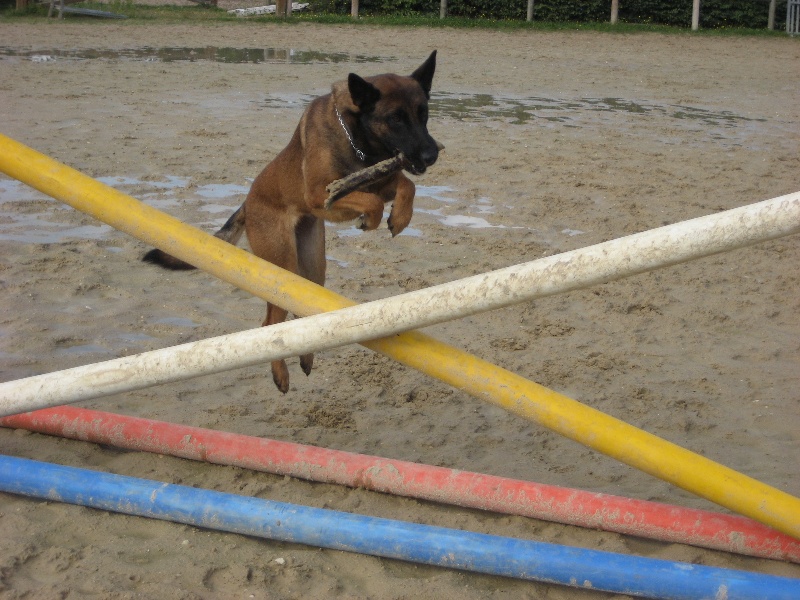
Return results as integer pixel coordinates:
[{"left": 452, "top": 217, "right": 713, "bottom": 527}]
[{"left": 143, "top": 51, "right": 440, "bottom": 393}]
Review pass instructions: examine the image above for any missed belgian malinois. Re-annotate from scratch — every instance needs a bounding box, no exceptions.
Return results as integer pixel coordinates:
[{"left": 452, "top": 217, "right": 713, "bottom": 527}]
[{"left": 143, "top": 51, "right": 440, "bottom": 393}]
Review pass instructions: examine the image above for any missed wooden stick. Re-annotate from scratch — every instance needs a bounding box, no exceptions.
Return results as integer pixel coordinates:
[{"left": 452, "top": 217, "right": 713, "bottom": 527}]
[{"left": 325, "top": 154, "right": 406, "bottom": 209}]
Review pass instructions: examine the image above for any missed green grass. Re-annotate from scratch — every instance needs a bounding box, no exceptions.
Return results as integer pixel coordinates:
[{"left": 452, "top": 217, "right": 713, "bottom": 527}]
[
  {"left": 3, "top": 1, "right": 239, "bottom": 21},
  {"left": 0, "top": 1, "right": 792, "bottom": 37}
]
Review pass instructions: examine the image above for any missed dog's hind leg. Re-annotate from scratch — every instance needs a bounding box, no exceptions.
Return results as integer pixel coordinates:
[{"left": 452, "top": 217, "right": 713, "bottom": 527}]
[
  {"left": 295, "top": 215, "right": 326, "bottom": 378},
  {"left": 264, "top": 304, "right": 292, "bottom": 393},
  {"left": 246, "top": 203, "right": 305, "bottom": 393}
]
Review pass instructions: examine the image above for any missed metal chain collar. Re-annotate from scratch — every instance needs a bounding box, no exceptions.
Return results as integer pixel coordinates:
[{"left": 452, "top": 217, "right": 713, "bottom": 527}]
[{"left": 334, "top": 105, "right": 366, "bottom": 162}]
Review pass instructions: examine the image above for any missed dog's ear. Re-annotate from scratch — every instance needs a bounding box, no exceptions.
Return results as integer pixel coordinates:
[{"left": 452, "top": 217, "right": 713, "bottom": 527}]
[
  {"left": 348, "top": 73, "right": 381, "bottom": 113},
  {"left": 411, "top": 50, "right": 437, "bottom": 98}
]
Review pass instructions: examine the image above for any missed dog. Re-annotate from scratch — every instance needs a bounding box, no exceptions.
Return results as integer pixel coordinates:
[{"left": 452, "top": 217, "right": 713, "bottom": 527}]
[{"left": 143, "top": 51, "right": 440, "bottom": 393}]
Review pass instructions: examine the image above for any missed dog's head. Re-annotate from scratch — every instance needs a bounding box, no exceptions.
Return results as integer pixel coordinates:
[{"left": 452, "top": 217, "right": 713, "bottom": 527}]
[{"left": 347, "top": 51, "right": 440, "bottom": 175}]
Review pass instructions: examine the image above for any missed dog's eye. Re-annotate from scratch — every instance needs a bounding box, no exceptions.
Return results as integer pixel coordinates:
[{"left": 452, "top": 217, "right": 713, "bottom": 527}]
[{"left": 388, "top": 111, "right": 406, "bottom": 126}]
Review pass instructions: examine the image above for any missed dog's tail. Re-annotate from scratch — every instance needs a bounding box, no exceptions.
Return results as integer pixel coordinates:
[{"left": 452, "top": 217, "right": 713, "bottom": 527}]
[{"left": 142, "top": 204, "right": 246, "bottom": 270}]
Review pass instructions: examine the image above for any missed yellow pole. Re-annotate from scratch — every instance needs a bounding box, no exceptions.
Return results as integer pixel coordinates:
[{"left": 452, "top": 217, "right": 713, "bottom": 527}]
[{"left": 1, "top": 133, "right": 798, "bottom": 539}]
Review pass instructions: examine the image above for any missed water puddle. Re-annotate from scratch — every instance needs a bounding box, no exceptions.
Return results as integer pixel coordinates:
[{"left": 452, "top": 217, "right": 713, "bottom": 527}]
[
  {"left": 1, "top": 42, "right": 772, "bottom": 145},
  {"left": 54, "top": 343, "right": 110, "bottom": 357},
  {"left": 0, "top": 176, "right": 247, "bottom": 244},
  {"left": 152, "top": 316, "right": 200, "bottom": 328},
  {"left": 437, "top": 214, "right": 501, "bottom": 229},
  {"left": 326, "top": 255, "right": 350, "bottom": 268},
  {"left": 194, "top": 183, "right": 250, "bottom": 199},
  {"left": 0, "top": 46, "right": 392, "bottom": 65},
  {"left": 0, "top": 179, "right": 113, "bottom": 243},
  {"left": 429, "top": 92, "right": 764, "bottom": 131},
  {"left": 95, "top": 175, "right": 193, "bottom": 212},
  {"left": 257, "top": 91, "right": 764, "bottom": 134},
  {"left": 52, "top": 331, "right": 160, "bottom": 357},
  {"left": 98, "top": 175, "right": 190, "bottom": 189},
  {"left": 257, "top": 90, "right": 771, "bottom": 148},
  {"left": 332, "top": 185, "right": 522, "bottom": 240},
  {"left": 0, "top": 175, "right": 558, "bottom": 245},
  {"left": 415, "top": 185, "right": 458, "bottom": 203},
  {"left": 258, "top": 92, "right": 319, "bottom": 110},
  {"left": 415, "top": 185, "right": 510, "bottom": 230}
]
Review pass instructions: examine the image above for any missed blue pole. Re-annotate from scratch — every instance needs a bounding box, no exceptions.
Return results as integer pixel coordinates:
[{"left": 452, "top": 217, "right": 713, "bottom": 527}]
[{"left": 1, "top": 455, "right": 797, "bottom": 599}]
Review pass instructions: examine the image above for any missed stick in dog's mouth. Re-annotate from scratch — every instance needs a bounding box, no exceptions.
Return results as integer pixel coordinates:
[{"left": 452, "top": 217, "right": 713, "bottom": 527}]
[{"left": 324, "top": 141, "right": 445, "bottom": 210}]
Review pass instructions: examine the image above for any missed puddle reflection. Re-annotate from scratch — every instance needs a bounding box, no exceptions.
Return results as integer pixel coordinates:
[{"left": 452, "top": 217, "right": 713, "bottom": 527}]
[
  {"left": 0, "top": 46, "right": 392, "bottom": 65},
  {"left": 0, "top": 175, "right": 576, "bottom": 245},
  {"left": 430, "top": 92, "right": 764, "bottom": 129}
]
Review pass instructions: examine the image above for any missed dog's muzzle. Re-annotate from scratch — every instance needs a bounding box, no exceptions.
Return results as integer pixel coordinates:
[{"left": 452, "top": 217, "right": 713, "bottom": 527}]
[{"left": 404, "top": 139, "right": 443, "bottom": 175}]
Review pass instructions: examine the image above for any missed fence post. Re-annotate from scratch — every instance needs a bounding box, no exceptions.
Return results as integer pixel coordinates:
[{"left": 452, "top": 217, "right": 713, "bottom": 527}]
[
  {"left": 610, "top": 0, "right": 618, "bottom": 24},
  {"left": 351, "top": 0, "right": 358, "bottom": 17},
  {"left": 769, "top": 0, "right": 776, "bottom": 29},
  {"left": 789, "top": 0, "right": 800, "bottom": 34},
  {"left": 440, "top": 0, "right": 446, "bottom": 19},
  {"left": 526, "top": 0, "right": 533, "bottom": 22},
  {"left": 692, "top": 0, "right": 700, "bottom": 30}
]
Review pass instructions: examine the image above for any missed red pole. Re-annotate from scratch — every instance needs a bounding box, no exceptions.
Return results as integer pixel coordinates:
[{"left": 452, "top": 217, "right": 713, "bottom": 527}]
[{"left": 3, "top": 406, "right": 798, "bottom": 563}]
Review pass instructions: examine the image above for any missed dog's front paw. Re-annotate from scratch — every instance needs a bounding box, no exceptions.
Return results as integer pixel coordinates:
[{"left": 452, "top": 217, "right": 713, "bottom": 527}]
[
  {"left": 357, "top": 210, "right": 383, "bottom": 231},
  {"left": 387, "top": 207, "right": 412, "bottom": 237}
]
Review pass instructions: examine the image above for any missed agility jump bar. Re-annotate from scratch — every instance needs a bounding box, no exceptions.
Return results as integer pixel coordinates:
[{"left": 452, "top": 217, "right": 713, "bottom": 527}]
[
  {"left": 3, "top": 406, "right": 797, "bottom": 564},
  {"left": 1, "top": 134, "right": 799, "bottom": 540},
  {"left": 0, "top": 406, "right": 800, "bottom": 563},
  {"left": 0, "top": 454, "right": 797, "bottom": 600}
]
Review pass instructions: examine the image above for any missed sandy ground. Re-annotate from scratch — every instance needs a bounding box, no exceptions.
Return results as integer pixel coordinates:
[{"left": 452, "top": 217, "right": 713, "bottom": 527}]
[{"left": 0, "top": 17, "right": 799, "bottom": 599}]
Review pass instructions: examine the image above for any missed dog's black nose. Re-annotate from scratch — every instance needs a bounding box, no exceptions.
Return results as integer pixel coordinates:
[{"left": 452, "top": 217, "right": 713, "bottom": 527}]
[{"left": 421, "top": 145, "right": 439, "bottom": 167}]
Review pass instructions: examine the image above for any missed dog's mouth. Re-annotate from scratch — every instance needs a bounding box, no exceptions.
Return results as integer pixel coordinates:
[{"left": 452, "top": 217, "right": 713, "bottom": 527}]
[
  {"left": 407, "top": 163, "right": 427, "bottom": 176},
  {"left": 398, "top": 154, "right": 433, "bottom": 176},
  {"left": 396, "top": 154, "right": 422, "bottom": 175},
  {"left": 396, "top": 139, "right": 442, "bottom": 176},
  {"left": 389, "top": 137, "right": 442, "bottom": 176}
]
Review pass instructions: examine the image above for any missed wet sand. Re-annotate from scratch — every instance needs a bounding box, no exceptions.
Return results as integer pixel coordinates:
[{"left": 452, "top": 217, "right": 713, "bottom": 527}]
[{"left": 1, "top": 21, "right": 799, "bottom": 599}]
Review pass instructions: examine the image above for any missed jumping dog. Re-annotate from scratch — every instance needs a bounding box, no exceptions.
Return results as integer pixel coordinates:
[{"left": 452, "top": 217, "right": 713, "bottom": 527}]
[{"left": 143, "top": 51, "right": 440, "bottom": 392}]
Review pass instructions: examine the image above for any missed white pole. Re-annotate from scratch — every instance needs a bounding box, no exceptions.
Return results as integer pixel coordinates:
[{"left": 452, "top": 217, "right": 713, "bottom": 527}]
[
  {"left": 526, "top": 0, "right": 533, "bottom": 22},
  {"left": 610, "top": 0, "right": 618, "bottom": 25},
  {"left": 692, "top": 0, "right": 700, "bottom": 30},
  {"left": 1, "top": 192, "right": 798, "bottom": 416},
  {"left": 440, "top": 0, "right": 446, "bottom": 19},
  {"left": 768, "top": 0, "right": 776, "bottom": 30}
]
